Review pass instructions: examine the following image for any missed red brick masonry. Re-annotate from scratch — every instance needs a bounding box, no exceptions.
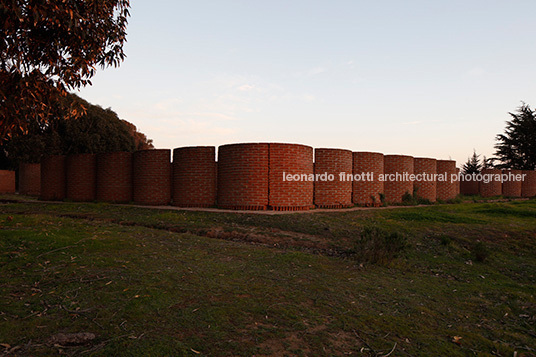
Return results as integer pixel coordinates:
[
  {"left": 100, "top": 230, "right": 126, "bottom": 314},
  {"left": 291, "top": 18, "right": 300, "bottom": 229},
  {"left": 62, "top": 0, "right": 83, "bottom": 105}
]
[
  {"left": 35, "top": 143, "right": 536, "bottom": 210},
  {"left": 413, "top": 158, "right": 437, "bottom": 202},
  {"left": 270, "top": 143, "right": 314, "bottom": 211},
  {"left": 479, "top": 169, "right": 502, "bottom": 197},
  {"left": 436, "top": 160, "right": 457, "bottom": 201},
  {"left": 522, "top": 170, "right": 536, "bottom": 198},
  {"left": 96, "top": 152, "right": 132, "bottom": 203},
  {"left": 352, "top": 152, "right": 384, "bottom": 206},
  {"left": 18, "top": 163, "right": 41, "bottom": 196},
  {"left": 460, "top": 178, "right": 479, "bottom": 195},
  {"left": 314, "top": 148, "right": 353, "bottom": 209},
  {"left": 502, "top": 169, "right": 522, "bottom": 197},
  {"left": 40, "top": 155, "right": 66, "bottom": 201},
  {"left": 66, "top": 153, "right": 97, "bottom": 202},
  {"left": 455, "top": 168, "right": 460, "bottom": 196},
  {"left": 132, "top": 149, "right": 171, "bottom": 206},
  {"left": 218, "top": 143, "right": 269, "bottom": 210},
  {"left": 173, "top": 146, "right": 216, "bottom": 207},
  {"left": 0, "top": 170, "right": 16, "bottom": 194},
  {"left": 384, "top": 155, "right": 414, "bottom": 204}
]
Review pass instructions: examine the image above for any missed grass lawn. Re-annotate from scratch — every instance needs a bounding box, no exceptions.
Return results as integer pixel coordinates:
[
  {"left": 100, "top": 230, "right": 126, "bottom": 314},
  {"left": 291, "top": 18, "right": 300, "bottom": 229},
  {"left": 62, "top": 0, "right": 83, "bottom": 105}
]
[{"left": 1, "top": 196, "right": 535, "bottom": 356}]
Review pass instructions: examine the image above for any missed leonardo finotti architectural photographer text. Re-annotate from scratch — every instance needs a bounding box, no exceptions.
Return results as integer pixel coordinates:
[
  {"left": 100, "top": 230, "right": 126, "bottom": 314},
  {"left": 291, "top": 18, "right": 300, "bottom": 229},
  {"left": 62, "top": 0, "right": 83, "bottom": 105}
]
[{"left": 283, "top": 171, "right": 527, "bottom": 184}]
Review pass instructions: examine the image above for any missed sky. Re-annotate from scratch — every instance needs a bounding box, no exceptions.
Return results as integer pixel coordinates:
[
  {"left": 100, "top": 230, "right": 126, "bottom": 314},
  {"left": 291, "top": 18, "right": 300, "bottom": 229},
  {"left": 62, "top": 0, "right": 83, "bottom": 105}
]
[{"left": 77, "top": 0, "right": 536, "bottom": 166}]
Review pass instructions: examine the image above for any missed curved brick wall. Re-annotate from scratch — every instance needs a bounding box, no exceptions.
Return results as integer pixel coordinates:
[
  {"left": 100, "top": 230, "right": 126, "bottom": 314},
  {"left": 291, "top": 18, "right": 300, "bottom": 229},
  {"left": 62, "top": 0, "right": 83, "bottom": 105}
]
[
  {"left": 436, "top": 160, "right": 457, "bottom": 201},
  {"left": 314, "top": 148, "right": 352, "bottom": 208},
  {"left": 132, "top": 149, "right": 171, "bottom": 206},
  {"left": 96, "top": 152, "right": 132, "bottom": 203},
  {"left": 384, "top": 155, "right": 413, "bottom": 204},
  {"left": 522, "top": 170, "right": 536, "bottom": 197},
  {"left": 217, "top": 143, "right": 269, "bottom": 210},
  {"left": 66, "top": 153, "right": 97, "bottom": 202},
  {"left": 40, "top": 155, "right": 66, "bottom": 201},
  {"left": 32, "top": 143, "right": 506, "bottom": 209},
  {"left": 19, "top": 163, "right": 41, "bottom": 196},
  {"left": 352, "top": 152, "right": 384, "bottom": 206},
  {"left": 413, "top": 158, "right": 437, "bottom": 202},
  {"left": 269, "top": 143, "right": 314, "bottom": 211},
  {"left": 479, "top": 168, "right": 502, "bottom": 197},
  {"left": 0, "top": 170, "right": 15, "bottom": 194},
  {"left": 460, "top": 179, "right": 479, "bottom": 195},
  {"left": 502, "top": 169, "right": 522, "bottom": 197},
  {"left": 172, "top": 146, "right": 216, "bottom": 207}
]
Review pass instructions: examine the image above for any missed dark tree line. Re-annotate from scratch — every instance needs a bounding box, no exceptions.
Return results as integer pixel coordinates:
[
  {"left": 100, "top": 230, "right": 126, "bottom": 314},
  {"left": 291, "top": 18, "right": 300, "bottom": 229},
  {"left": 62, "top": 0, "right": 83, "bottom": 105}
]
[{"left": 0, "top": 93, "right": 153, "bottom": 169}]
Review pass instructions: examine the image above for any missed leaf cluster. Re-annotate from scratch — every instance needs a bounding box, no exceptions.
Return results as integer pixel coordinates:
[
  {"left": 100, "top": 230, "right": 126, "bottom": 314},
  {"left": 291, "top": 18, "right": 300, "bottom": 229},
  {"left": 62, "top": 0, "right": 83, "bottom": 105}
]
[{"left": 0, "top": 0, "right": 130, "bottom": 138}]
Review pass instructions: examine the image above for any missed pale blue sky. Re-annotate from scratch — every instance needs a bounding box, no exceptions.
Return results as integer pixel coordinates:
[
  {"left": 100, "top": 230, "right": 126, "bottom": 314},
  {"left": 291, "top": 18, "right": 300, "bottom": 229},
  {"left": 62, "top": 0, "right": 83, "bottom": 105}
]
[{"left": 78, "top": 0, "right": 536, "bottom": 166}]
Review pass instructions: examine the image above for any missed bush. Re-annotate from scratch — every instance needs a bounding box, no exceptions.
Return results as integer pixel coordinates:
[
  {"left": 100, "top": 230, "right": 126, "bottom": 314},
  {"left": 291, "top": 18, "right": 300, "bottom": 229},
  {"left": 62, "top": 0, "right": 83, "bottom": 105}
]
[
  {"left": 439, "top": 235, "right": 452, "bottom": 246},
  {"left": 401, "top": 192, "right": 415, "bottom": 205},
  {"left": 399, "top": 189, "right": 433, "bottom": 206},
  {"left": 379, "top": 193, "right": 386, "bottom": 206},
  {"left": 472, "top": 241, "right": 490, "bottom": 263},
  {"left": 446, "top": 195, "right": 463, "bottom": 204},
  {"left": 350, "top": 226, "right": 408, "bottom": 264}
]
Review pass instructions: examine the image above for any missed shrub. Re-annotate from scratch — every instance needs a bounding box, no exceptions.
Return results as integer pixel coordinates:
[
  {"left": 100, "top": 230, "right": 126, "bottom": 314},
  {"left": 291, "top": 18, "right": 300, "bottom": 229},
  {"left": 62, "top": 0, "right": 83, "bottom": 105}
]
[
  {"left": 439, "top": 235, "right": 452, "bottom": 246},
  {"left": 472, "top": 241, "right": 490, "bottom": 263},
  {"left": 350, "top": 226, "right": 408, "bottom": 264},
  {"left": 379, "top": 193, "right": 386, "bottom": 206},
  {"left": 401, "top": 192, "right": 415, "bottom": 205},
  {"left": 415, "top": 196, "right": 432, "bottom": 205},
  {"left": 399, "top": 191, "right": 433, "bottom": 206},
  {"left": 447, "top": 195, "right": 463, "bottom": 204}
]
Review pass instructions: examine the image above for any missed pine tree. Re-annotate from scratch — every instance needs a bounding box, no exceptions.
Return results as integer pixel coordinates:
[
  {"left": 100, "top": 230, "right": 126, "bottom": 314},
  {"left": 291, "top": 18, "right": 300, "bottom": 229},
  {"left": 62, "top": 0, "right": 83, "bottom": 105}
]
[
  {"left": 493, "top": 103, "right": 536, "bottom": 169},
  {"left": 462, "top": 150, "right": 483, "bottom": 174}
]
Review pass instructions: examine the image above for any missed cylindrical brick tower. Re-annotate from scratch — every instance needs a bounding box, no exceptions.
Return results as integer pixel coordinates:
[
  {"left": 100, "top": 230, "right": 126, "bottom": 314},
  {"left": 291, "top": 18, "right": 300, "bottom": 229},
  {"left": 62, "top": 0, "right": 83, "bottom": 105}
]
[
  {"left": 19, "top": 163, "right": 41, "bottom": 196},
  {"left": 352, "top": 152, "right": 384, "bottom": 206},
  {"left": 313, "top": 148, "right": 353, "bottom": 208},
  {"left": 217, "top": 143, "right": 269, "bottom": 210},
  {"left": 269, "top": 143, "right": 314, "bottom": 211},
  {"left": 132, "top": 149, "right": 171, "bottom": 205},
  {"left": 413, "top": 158, "right": 437, "bottom": 202},
  {"left": 0, "top": 170, "right": 15, "bottom": 194},
  {"left": 436, "top": 160, "right": 457, "bottom": 201},
  {"left": 522, "top": 170, "right": 536, "bottom": 197},
  {"left": 66, "top": 153, "right": 97, "bottom": 202},
  {"left": 384, "top": 155, "right": 414, "bottom": 204},
  {"left": 172, "top": 146, "right": 217, "bottom": 207},
  {"left": 479, "top": 168, "right": 502, "bottom": 197},
  {"left": 40, "top": 155, "right": 66, "bottom": 201},
  {"left": 96, "top": 152, "right": 132, "bottom": 203},
  {"left": 501, "top": 169, "right": 522, "bottom": 197}
]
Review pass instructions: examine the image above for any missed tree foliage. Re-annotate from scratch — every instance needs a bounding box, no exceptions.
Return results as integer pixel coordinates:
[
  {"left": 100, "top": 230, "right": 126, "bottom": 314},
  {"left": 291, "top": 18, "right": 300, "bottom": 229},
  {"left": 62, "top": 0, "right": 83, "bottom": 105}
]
[
  {"left": 0, "top": 0, "right": 130, "bottom": 138},
  {"left": 493, "top": 103, "right": 536, "bottom": 170},
  {"left": 0, "top": 94, "right": 153, "bottom": 167},
  {"left": 462, "top": 150, "right": 483, "bottom": 175},
  {"left": 122, "top": 120, "right": 154, "bottom": 151}
]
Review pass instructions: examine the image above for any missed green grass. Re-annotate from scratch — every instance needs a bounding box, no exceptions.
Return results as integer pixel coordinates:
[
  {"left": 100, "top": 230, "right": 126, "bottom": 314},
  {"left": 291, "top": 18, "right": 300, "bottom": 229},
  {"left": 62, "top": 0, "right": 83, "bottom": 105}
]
[{"left": 0, "top": 196, "right": 536, "bottom": 355}]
